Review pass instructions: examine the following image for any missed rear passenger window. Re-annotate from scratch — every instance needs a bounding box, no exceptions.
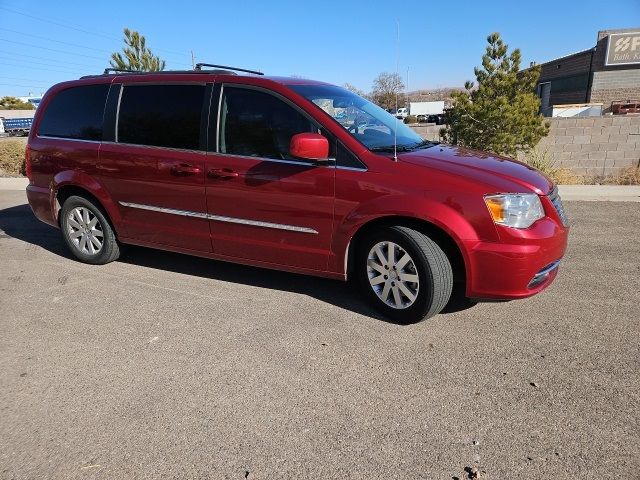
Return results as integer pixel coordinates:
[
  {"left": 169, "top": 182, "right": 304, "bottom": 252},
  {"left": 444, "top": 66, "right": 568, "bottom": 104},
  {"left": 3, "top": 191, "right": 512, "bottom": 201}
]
[
  {"left": 117, "top": 84, "right": 205, "bottom": 150},
  {"left": 38, "top": 84, "right": 109, "bottom": 140}
]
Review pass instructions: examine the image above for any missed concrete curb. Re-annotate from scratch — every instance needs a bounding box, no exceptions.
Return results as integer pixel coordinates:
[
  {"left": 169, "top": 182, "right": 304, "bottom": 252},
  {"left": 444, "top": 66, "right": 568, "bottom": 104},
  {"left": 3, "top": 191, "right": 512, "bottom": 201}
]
[
  {"left": 558, "top": 185, "right": 640, "bottom": 202},
  {"left": 1, "top": 177, "right": 639, "bottom": 201},
  {"left": 0, "top": 177, "right": 28, "bottom": 190}
]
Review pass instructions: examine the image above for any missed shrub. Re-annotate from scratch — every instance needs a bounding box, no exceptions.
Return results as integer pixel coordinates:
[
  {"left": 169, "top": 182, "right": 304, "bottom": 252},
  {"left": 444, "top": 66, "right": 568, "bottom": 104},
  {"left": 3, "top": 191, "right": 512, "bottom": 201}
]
[
  {"left": 0, "top": 140, "right": 26, "bottom": 176},
  {"left": 404, "top": 115, "right": 417, "bottom": 124},
  {"left": 0, "top": 96, "right": 35, "bottom": 110}
]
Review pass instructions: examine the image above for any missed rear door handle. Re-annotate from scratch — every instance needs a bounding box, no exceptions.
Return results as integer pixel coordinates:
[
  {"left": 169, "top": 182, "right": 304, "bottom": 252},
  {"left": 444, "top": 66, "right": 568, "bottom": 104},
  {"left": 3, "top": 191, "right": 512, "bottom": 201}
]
[
  {"left": 208, "top": 168, "right": 239, "bottom": 179},
  {"left": 170, "top": 164, "right": 201, "bottom": 176}
]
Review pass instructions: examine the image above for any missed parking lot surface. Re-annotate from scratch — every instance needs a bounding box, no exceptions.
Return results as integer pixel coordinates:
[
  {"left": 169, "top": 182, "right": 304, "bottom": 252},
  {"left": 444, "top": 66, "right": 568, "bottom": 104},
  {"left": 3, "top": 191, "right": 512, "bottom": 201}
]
[{"left": 0, "top": 189, "right": 638, "bottom": 479}]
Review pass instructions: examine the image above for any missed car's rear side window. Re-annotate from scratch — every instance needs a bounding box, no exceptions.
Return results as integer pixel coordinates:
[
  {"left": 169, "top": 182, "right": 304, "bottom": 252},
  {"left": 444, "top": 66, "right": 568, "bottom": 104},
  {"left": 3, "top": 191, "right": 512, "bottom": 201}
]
[
  {"left": 38, "top": 84, "right": 109, "bottom": 141},
  {"left": 117, "top": 84, "right": 206, "bottom": 150}
]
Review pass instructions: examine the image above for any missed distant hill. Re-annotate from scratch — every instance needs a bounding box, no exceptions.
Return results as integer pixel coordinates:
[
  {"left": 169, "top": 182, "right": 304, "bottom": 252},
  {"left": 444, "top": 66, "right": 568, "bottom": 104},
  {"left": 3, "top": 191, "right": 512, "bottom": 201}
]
[{"left": 405, "top": 87, "right": 462, "bottom": 104}]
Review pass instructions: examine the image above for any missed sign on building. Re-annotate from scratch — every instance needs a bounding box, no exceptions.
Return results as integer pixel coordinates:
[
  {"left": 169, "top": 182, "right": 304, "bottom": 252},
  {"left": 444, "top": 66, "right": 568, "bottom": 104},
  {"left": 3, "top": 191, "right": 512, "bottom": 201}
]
[{"left": 605, "top": 32, "right": 640, "bottom": 66}]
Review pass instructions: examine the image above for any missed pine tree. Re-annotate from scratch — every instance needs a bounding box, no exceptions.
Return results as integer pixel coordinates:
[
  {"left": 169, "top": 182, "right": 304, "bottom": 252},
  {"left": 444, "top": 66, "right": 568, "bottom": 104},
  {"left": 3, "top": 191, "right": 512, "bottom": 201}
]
[
  {"left": 110, "top": 28, "right": 166, "bottom": 72},
  {"left": 441, "top": 32, "right": 548, "bottom": 157}
]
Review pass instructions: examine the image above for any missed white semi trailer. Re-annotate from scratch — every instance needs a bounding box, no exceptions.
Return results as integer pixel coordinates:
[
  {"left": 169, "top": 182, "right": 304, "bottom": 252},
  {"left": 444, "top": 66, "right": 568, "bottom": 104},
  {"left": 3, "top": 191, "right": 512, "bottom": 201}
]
[{"left": 409, "top": 101, "right": 445, "bottom": 116}]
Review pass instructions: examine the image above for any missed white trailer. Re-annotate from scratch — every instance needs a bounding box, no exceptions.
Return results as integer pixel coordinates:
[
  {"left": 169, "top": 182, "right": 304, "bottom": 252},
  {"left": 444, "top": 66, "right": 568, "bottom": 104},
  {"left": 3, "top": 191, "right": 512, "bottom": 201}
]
[{"left": 409, "top": 101, "right": 445, "bottom": 116}]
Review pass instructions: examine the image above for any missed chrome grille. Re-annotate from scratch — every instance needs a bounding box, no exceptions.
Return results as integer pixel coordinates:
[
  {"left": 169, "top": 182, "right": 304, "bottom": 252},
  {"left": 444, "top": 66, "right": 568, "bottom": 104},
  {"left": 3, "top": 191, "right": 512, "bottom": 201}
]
[{"left": 548, "top": 187, "right": 569, "bottom": 227}]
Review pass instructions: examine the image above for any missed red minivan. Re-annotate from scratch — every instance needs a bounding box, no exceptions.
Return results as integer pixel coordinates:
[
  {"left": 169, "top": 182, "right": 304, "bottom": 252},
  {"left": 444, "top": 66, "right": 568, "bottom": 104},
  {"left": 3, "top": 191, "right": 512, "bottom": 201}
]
[{"left": 25, "top": 65, "right": 569, "bottom": 323}]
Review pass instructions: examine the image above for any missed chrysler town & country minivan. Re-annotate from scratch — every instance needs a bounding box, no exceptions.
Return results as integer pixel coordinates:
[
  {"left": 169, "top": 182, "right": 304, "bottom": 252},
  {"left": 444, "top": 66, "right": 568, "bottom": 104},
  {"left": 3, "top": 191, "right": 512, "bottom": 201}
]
[{"left": 25, "top": 65, "right": 569, "bottom": 323}]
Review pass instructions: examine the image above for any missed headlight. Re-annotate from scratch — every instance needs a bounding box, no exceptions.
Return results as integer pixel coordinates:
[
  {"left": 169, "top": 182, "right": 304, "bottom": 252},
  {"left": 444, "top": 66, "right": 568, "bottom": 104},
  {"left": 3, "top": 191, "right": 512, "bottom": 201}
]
[{"left": 484, "top": 194, "right": 544, "bottom": 229}]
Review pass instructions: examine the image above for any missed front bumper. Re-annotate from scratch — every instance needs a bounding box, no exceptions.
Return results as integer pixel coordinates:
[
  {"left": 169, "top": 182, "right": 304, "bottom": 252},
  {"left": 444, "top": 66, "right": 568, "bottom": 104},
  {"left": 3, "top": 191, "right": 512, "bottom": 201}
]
[{"left": 464, "top": 214, "right": 568, "bottom": 300}]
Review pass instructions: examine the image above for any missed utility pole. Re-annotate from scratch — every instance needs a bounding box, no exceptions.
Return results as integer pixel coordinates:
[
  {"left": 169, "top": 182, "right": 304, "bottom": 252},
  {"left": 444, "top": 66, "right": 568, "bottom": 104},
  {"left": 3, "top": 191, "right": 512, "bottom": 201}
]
[
  {"left": 406, "top": 66, "right": 410, "bottom": 107},
  {"left": 191, "top": 50, "right": 195, "bottom": 70}
]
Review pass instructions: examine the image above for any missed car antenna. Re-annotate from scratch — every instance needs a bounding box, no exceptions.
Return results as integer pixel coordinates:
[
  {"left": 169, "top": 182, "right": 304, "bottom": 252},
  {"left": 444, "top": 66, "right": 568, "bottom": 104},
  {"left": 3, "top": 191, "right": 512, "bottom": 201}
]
[{"left": 393, "top": 19, "right": 400, "bottom": 162}]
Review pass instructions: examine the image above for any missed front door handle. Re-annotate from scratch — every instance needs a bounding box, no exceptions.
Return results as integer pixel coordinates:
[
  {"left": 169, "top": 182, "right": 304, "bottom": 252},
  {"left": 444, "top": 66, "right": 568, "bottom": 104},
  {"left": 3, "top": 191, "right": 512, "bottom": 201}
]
[
  {"left": 208, "top": 168, "right": 239, "bottom": 179},
  {"left": 170, "top": 164, "right": 201, "bottom": 176}
]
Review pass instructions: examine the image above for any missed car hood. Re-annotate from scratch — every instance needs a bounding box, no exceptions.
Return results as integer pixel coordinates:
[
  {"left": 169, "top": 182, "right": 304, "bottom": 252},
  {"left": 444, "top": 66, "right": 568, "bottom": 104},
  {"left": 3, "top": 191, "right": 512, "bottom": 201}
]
[{"left": 398, "top": 144, "right": 553, "bottom": 194}]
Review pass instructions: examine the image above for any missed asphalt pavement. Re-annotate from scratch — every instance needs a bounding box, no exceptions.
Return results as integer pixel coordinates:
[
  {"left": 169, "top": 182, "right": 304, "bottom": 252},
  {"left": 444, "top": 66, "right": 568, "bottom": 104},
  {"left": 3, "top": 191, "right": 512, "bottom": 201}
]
[{"left": 0, "top": 189, "right": 638, "bottom": 479}]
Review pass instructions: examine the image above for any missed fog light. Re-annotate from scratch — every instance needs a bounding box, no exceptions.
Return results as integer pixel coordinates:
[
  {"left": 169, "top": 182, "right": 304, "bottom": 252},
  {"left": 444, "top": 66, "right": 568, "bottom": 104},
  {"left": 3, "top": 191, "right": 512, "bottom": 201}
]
[{"left": 528, "top": 260, "right": 560, "bottom": 288}]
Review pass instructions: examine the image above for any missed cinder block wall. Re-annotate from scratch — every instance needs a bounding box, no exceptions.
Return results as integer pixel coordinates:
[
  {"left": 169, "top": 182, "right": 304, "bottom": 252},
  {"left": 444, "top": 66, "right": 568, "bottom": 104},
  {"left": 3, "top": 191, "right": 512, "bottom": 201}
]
[
  {"left": 411, "top": 116, "right": 639, "bottom": 176},
  {"left": 410, "top": 124, "right": 442, "bottom": 141},
  {"left": 536, "top": 116, "right": 640, "bottom": 176}
]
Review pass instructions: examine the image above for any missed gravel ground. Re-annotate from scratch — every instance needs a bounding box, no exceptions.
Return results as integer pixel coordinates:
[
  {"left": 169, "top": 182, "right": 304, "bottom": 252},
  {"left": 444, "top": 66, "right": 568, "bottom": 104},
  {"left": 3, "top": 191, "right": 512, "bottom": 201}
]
[{"left": 0, "top": 189, "right": 638, "bottom": 479}]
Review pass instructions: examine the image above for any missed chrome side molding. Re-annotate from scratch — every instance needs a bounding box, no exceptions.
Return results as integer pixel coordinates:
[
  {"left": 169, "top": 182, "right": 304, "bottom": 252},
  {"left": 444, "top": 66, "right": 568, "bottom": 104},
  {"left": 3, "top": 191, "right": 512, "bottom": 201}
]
[{"left": 119, "top": 201, "right": 318, "bottom": 234}]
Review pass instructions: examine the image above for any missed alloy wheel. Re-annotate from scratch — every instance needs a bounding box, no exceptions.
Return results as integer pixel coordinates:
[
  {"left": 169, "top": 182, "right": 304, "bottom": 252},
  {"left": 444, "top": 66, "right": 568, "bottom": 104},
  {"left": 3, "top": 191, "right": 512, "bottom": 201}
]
[
  {"left": 67, "top": 206, "right": 104, "bottom": 255},
  {"left": 366, "top": 241, "right": 420, "bottom": 309}
]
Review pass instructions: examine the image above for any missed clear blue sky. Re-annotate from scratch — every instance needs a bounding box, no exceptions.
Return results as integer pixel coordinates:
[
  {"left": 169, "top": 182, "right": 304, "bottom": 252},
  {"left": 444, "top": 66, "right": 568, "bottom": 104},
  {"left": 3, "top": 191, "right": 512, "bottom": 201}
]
[{"left": 1, "top": 0, "right": 638, "bottom": 97}]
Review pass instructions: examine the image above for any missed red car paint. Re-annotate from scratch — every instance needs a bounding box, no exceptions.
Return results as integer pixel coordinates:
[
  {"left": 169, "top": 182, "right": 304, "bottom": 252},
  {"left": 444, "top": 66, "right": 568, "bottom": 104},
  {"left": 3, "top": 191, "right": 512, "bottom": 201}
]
[{"left": 26, "top": 72, "right": 568, "bottom": 300}]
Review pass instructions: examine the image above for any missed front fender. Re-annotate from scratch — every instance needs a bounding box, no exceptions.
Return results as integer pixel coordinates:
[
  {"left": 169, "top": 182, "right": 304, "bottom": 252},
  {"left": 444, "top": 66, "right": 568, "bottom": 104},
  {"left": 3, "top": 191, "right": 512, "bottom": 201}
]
[
  {"left": 330, "top": 194, "right": 481, "bottom": 277},
  {"left": 51, "top": 170, "right": 122, "bottom": 233}
]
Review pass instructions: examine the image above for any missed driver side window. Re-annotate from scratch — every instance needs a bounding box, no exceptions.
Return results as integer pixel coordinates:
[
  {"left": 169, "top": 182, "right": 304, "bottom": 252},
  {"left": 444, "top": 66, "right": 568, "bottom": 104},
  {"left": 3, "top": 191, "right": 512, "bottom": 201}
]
[{"left": 219, "top": 86, "right": 319, "bottom": 161}]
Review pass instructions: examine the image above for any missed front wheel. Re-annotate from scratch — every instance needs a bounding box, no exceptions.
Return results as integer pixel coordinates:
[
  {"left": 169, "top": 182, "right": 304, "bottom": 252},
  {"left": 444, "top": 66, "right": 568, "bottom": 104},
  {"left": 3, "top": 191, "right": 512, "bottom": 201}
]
[
  {"left": 60, "top": 195, "right": 121, "bottom": 265},
  {"left": 357, "top": 226, "right": 453, "bottom": 323}
]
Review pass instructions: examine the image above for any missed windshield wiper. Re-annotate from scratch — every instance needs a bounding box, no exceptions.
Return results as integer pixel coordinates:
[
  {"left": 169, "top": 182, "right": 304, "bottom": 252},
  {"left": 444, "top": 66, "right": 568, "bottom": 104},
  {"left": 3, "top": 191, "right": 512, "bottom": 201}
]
[
  {"left": 370, "top": 145, "right": 412, "bottom": 152},
  {"left": 370, "top": 141, "right": 438, "bottom": 153},
  {"left": 409, "top": 140, "right": 439, "bottom": 150}
]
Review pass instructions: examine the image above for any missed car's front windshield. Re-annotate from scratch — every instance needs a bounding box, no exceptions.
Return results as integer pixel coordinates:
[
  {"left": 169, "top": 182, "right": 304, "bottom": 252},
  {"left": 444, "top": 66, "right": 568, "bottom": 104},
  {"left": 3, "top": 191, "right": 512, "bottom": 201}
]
[{"left": 290, "top": 84, "right": 428, "bottom": 152}]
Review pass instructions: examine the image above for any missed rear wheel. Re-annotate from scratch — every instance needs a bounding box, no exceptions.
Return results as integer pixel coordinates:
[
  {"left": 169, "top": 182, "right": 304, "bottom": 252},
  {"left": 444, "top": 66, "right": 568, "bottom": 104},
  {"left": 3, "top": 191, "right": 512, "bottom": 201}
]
[
  {"left": 60, "top": 195, "right": 120, "bottom": 265},
  {"left": 357, "top": 226, "right": 453, "bottom": 323}
]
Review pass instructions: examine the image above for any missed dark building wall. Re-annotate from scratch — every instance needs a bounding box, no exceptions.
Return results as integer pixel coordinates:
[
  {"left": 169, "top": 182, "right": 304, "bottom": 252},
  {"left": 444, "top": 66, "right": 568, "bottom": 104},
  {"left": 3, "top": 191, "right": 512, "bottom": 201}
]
[
  {"left": 537, "top": 50, "right": 593, "bottom": 111},
  {"left": 539, "top": 50, "right": 593, "bottom": 80},
  {"left": 534, "top": 28, "right": 640, "bottom": 114},
  {"left": 590, "top": 28, "right": 640, "bottom": 112}
]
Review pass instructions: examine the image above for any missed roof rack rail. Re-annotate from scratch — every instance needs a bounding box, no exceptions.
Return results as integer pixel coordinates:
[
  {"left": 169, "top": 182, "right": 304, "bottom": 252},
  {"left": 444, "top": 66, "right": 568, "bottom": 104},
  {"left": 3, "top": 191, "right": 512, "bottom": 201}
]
[
  {"left": 194, "top": 63, "right": 263, "bottom": 75},
  {"left": 103, "top": 68, "right": 139, "bottom": 75}
]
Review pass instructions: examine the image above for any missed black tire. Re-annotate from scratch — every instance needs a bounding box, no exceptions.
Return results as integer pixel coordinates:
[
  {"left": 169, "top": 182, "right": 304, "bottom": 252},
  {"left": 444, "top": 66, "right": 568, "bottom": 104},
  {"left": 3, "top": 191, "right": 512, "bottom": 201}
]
[
  {"left": 356, "top": 226, "right": 453, "bottom": 323},
  {"left": 60, "top": 195, "right": 120, "bottom": 265}
]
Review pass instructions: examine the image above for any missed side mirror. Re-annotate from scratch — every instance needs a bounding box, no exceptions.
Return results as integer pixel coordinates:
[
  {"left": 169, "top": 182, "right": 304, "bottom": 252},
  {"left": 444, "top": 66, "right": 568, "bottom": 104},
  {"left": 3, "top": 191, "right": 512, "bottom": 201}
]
[{"left": 290, "top": 133, "right": 330, "bottom": 164}]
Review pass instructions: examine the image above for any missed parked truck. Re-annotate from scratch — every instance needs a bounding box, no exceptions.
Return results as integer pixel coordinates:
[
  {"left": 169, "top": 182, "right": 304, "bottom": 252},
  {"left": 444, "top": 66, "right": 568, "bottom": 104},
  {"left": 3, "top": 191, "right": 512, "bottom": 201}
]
[
  {"left": 410, "top": 101, "right": 445, "bottom": 124},
  {"left": 0, "top": 117, "right": 33, "bottom": 136},
  {"left": 394, "top": 107, "right": 408, "bottom": 119}
]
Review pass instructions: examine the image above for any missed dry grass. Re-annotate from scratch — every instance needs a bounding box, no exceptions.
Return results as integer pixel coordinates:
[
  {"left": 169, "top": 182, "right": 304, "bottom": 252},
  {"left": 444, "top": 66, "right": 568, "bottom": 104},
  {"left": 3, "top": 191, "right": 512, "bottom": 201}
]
[
  {"left": 0, "top": 139, "right": 26, "bottom": 176},
  {"left": 522, "top": 147, "right": 640, "bottom": 185},
  {"left": 603, "top": 165, "right": 640, "bottom": 185},
  {"left": 522, "top": 148, "right": 585, "bottom": 185}
]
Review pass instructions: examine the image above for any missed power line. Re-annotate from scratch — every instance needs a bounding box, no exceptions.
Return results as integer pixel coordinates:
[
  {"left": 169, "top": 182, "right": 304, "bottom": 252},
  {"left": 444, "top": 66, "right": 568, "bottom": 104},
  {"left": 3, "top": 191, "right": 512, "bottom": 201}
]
[
  {"left": 0, "top": 36, "right": 192, "bottom": 70},
  {"left": 0, "top": 52, "right": 104, "bottom": 69},
  {"left": 0, "top": 6, "right": 191, "bottom": 59},
  {"left": 0, "top": 56, "right": 191, "bottom": 77},
  {"left": 0, "top": 82, "right": 49, "bottom": 89},
  {"left": 0, "top": 38, "right": 107, "bottom": 61},
  {"left": 0, "top": 6, "right": 119, "bottom": 41},
  {"left": 0, "top": 75, "right": 60, "bottom": 84},
  {"left": 0, "top": 57, "right": 93, "bottom": 73},
  {"left": 0, "top": 60, "right": 86, "bottom": 76},
  {"left": 0, "top": 49, "right": 189, "bottom": 71},
  {"left": 0, "top": 27, "right": 192, "bottom": 68},
  {"left": 0, "top": 27, "right": 114, "bottom": 54}
]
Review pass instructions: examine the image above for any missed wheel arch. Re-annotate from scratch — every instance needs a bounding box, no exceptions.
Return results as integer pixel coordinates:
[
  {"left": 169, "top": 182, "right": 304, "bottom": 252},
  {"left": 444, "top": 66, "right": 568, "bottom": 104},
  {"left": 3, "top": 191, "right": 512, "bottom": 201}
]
[
  {"left": 52, "top": 172, "right": 122, "bottom": 234},
  {"left": 345, "top": 215, "right": 469, "bottom": 296}
]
